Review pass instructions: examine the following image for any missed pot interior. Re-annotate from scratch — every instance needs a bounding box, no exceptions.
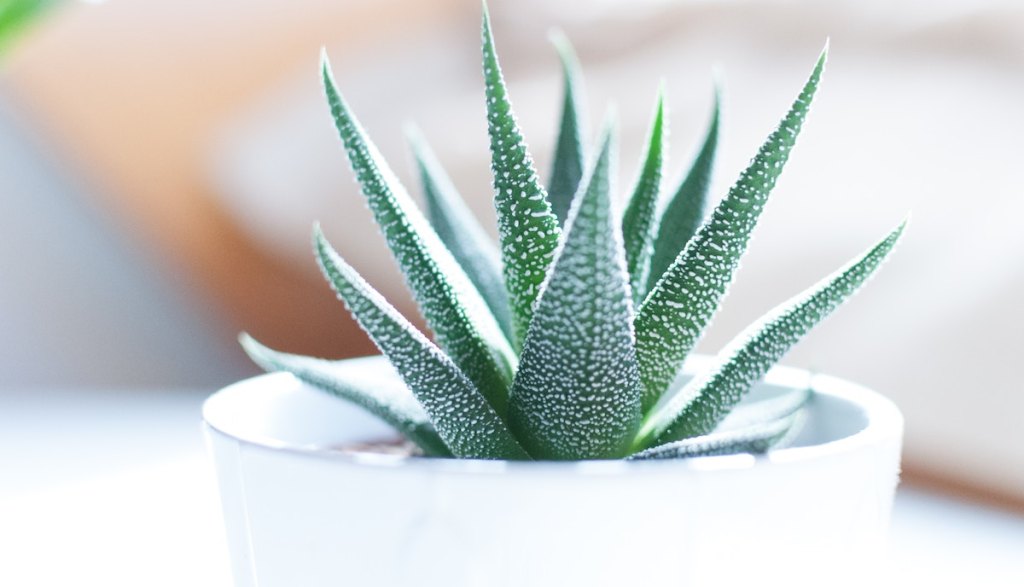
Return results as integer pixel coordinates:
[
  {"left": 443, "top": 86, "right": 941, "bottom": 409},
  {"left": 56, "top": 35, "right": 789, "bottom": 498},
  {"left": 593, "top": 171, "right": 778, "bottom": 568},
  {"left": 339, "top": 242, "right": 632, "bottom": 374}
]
[{"left": 204, "top": 355, "right": 886, "bottom": 462}]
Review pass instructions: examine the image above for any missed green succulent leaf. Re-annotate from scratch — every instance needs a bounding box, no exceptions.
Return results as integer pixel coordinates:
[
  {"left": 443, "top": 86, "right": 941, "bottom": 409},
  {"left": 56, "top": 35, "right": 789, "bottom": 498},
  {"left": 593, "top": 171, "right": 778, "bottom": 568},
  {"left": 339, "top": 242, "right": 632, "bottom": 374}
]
[
  {"left": 314, "top": 227, "right": 530, "bottom": 460},
  {"left": 239, "top": 334, "right": 451, "bottom": 457},
  {"left": 635, "top": 47, "right": 827, "bottom": 415},
  {"left": 321, "top": 53, "right": 516, "bottom": 415},
  {"left": 645, "top": 84, "right": 721, "bottom": 296},
  {"left": 621, "top": 88, "right": 667, "bottom": 305},
  {"left": 407, "top": 126, "right": 514, "bottom": 342},
  {"left": 629, "top": 411, "right": 801, "bottom": 460},
  {"left": 546, "top": 29, "right": 588, "bottom": 227},
  {"left": 508, "top": 122, "right": 643, "bottom": 460},
  {"left": 715, "top": 386, "right": 811, "bottom": 433},
  {"left": 482, "top": 8, "right": 563, "bottom": 349},
  {"left": 639, "top": 219, "right": 906, "bottom": 448}
]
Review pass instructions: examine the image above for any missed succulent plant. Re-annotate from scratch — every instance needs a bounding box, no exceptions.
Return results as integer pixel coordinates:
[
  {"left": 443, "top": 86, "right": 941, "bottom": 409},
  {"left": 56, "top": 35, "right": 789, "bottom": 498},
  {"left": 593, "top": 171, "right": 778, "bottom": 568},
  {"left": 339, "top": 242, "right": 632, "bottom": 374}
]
[{"left": 242, "top": 8, "right": 905, "bottom": 461}]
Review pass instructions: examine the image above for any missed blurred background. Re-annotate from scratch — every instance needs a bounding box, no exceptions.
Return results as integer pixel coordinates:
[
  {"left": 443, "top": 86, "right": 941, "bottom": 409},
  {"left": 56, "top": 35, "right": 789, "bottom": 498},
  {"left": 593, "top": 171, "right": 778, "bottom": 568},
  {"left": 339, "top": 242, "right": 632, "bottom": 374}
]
[{"left": 1, "top": 0, "right": 1021, "bottom": 508}]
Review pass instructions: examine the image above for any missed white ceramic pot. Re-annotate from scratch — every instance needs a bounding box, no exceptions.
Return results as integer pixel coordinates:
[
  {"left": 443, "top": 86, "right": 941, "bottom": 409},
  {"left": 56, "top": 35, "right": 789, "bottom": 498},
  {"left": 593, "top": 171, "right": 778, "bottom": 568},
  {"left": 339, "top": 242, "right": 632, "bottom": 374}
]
[{"left": 204, "top": 355, "right": 902, "bottom": 587}]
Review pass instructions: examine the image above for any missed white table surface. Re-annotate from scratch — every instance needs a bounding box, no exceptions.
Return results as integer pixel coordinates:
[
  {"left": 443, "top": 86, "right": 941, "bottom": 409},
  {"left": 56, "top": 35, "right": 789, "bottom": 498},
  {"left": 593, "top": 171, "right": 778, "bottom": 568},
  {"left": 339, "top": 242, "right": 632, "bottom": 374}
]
[{"left": 2, "top": 388, "right": 1022, "bottom": 586}]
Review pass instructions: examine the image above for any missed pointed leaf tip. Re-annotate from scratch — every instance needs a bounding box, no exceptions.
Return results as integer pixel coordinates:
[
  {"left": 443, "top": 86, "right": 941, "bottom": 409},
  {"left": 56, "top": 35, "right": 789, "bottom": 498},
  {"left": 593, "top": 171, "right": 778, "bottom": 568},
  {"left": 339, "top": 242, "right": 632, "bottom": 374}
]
[
  {"left": 621, "top": 88, "right": 668, "bottom": 307},
  {"left": 319, "top": 68, "right": 516, "bottom": 416},
  {"left": 643, "top": 80, "right": 719, "bottom": 302},
  {"left": 313, "top": 229, "right": 529, "bottom": 460},
  {"left": 635, "top": 51, "right": 823, "bottom": 415},
  {"left": 238, "top": 331, "right": 451, "bottom": 457},
  {"left": 482, "top": 7, "right": 562, "bottom": 349},
  {"left": 546, "top": 27, "right": 589, "bottom": 229},
  {"left": 509, "top": 120, "right": 642, "bottom": 460},
  {"left": 640, "top": 220, "right": 905, "bottom": 448}
]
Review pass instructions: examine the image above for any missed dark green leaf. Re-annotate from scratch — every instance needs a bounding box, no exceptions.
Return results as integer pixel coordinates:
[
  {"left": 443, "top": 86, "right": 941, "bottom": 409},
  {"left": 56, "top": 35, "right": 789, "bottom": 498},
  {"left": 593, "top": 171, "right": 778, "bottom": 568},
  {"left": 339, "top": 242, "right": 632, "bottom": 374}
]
[
  {"left": 621, "top": 88, "right": 667, "bottom": 305},
  {"left": 482, "top": 8, "right": 563, "bottom": 349},
  {"left": 239, "top": 334, "right": 451, "bottom": 457},
  {"left": 407, "top": 126, "right": 514, "bottom": 342},
  {"left": 639, "top": 218, "right": 905, "bottom": 448},
  {"left": 634, "top": 47, "right": 827, "bottom": 415},
  {"left": 314, "top": 226, "right": 530, "bottom": 460},
  {"left": 322, "top": 53, "right": 516, "bottom": 415},
  {"left": 509, "top": 122, "right": 642, "bottom": 460},
  {"left": 546, "top": 29, "right": 588, "bottom": 227},
  {"left": 645, "top": 84, "right": 720, "bottom": 295}
]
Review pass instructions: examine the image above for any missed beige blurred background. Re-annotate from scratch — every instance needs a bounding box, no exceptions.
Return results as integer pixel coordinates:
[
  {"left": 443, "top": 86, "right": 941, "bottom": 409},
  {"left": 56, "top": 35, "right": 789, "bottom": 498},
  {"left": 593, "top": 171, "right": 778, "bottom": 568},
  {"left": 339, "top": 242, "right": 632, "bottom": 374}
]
[{"left": 1, "top": 0, "right": 1021, "bottom": 506}]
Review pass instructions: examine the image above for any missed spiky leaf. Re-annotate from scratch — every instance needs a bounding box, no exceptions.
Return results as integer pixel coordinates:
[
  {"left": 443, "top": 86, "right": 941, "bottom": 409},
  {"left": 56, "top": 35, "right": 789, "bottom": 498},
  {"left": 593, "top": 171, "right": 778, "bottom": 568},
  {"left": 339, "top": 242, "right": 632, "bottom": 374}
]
[
  {"left": 482, "top": 8, "right": 562, "bottom": 349},
  {"left": 239, "top": 334, "right": 451, "bottom": 456},
  {"left": 629, "top": 411, "right": 801, "bottom": 460},
  {"left": 639, "top": 219, "right": 905, "bottom": 448},
  {"left": 322, "top": 54, "right": 515, "bottom": 415},
  {"left": 645, "top": 85, "right": 720, "bottom": 295},
  {"left": 635, "top": 48, "right": 827, "bottom": 415},
  {"left": 508, "top": 123, "right": 642, "bottom": 460},
  {"left": 715, "top": 386, "right": 811, "bottom": 433},
  {"left": 621, "top": 88, "right": 667, "bottom": 305},
  {"left": 546, "top": 30, "right": 588, "bottom": 227},
  {"left": 314, "top": 227, "right": 530, "bottom": 460},
  {"left": 407, "top": 126, "right": 514, "bottom": 342}
]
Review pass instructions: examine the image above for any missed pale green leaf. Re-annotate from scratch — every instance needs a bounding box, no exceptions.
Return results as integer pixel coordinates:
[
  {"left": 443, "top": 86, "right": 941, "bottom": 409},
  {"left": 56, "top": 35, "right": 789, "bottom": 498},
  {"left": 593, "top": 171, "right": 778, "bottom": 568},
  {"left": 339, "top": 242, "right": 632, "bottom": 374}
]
[
  {"left": 407, "top": 126, "right": 514, "bottom": 342},
  {"left": 629, "top": 411, "right": 801, "bottom": 460},
  {"left": 621, "top": 88, "right": 667, "bottom": 305},
  {"left": 639, "top": 219, "right": 905, "bottom": 448},
  {"left": 239, "top": 334, "right": 451, "bottom": 457},
  {"left": 715, "top": 386, "right": 811, "bottom": 433},
  {"left": 314, "top": 226, "right": 530, "bottom": 460},
  {"left": 482, "top": 8, "right": 563, "bottom": 349},
  {"left": 508, "top": 122, "right": 642, "bottom": 460},
  {"left": 546, "top": 29, "right": 588, "bottom": 227},
  {"left": 321, "top": 53, "right": 516, "bottom": 415},
  {"left": 635, "top": 47, "right": 827, "bottom": 415},
  {"left": 645, "top": 84, "right": 720, "bottom": 295}
]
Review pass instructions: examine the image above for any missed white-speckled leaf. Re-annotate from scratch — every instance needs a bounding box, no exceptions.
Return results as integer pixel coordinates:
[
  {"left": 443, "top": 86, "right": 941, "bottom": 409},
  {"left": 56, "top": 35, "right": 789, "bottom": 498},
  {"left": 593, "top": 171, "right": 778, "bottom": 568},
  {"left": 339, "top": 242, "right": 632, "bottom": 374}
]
[
  {"left": 482, "top": 9, "right": 563, "bottom": 349},
  {"left": 239, "top": 334, "right": 451, "bottom": 457},
  {"left": 508, "top": 123, "right": 642, "bottom": 460},
  {"left": 639, "top": 219, "right": 905, "bottom": 448},
  {"left": 407, "top": 126, "right": 514, "bottom": 342},
  {"left": 314, "top": 226, "right": 530, "bottom": 460},
  {"left": 621, "top": 88, "right": 667, "bottom": 306},
  {"left": 322, "top": 54, "right": 516, "bottom": 415},
  {"left": 628, "top": 411, "right": 801, "bottom": 460},
  {"left": 645, "top": 85, "right": 720, "bottom": 296},
  {"left": 635, "top": 48, "right": 827, "bottom": 415},
  {"left": 546, "top": 30, "right": 588, "bottom": 227}
]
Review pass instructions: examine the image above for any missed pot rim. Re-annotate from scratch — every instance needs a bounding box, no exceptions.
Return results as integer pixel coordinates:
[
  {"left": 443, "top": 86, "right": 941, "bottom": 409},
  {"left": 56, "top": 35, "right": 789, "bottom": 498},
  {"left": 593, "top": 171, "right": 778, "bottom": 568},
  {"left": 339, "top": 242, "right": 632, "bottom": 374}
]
[{"left": 203, "top": 354, "right": 902, "bottom": 476}]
